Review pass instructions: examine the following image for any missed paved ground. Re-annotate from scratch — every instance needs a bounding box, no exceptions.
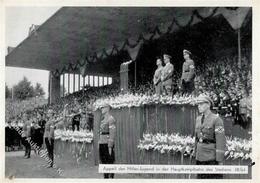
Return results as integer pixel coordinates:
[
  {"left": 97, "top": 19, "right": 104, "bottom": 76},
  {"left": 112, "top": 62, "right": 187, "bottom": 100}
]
[{"left": 5, "top": 151, "right": 141, "bottom": 179}]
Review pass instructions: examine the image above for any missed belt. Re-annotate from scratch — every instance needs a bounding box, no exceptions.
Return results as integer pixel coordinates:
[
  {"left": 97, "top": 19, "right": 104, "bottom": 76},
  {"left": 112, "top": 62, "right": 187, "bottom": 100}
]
[
  {"left": 100, "top": 132, "right": 109, "bottom": 135},
  {"left": 199, "top": 138, "right": 216, "bottom": 144}
]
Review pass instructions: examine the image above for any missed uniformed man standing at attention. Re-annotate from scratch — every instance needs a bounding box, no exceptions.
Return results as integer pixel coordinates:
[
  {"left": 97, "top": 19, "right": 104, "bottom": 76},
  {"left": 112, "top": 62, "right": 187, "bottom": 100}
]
[
  {"left": 22, "top": 113, "right": 32, "bottom": 159},
  {"left": 181, "top": 49, "right": 195, "bottom": 94},
  {"left": 194, "top": 95, "right": 226, "bottom": 179},
  {"left": 153, "top": 57, "right": 163, "bottom": 95},
  {"left": 161, "top": 54, "right": 174, "bottom": 96},
  {"left": 99, "top": 103, "right": 116, "bottom": 179}
]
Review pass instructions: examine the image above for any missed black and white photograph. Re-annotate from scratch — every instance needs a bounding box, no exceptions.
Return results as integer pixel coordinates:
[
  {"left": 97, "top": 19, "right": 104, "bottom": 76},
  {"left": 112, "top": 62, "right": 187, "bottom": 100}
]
[{"left": 3, "top": 6, "right": 255, "bottom": 180}]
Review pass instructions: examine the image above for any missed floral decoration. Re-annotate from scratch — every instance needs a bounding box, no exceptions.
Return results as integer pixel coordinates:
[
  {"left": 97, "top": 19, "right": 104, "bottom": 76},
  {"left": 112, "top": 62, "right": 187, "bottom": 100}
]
[
  {"left": 137, "top": 133, "right": 252, "bottom": 160},
  {"left": 54, "top": 129, "right": 93, "bottom": 143},
  {"left": 93, "top": 94, "right": 196, "bottom": 110}
]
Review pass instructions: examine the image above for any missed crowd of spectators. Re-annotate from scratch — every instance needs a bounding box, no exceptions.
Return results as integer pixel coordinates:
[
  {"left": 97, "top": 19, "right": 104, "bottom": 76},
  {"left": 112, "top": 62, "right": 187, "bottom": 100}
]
[{"left": 194, "top": 54, "right": 252, "bottom": 123}]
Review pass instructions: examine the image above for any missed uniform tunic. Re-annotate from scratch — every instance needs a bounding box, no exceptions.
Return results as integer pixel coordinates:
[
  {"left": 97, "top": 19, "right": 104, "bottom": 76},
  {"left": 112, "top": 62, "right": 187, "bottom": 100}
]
[
  {"left": 195, "top": 111, "right": 226, "bottom": 179},
  {"left": 98, "top": 114, "right": 116, "bottom": 148},
  {"left": 44, "top": 119, "right": 56, "bottom": 166},
  {"left": 153, "top": 66, "right": 163, "bottom": 95},
  {"left": 72, "top": 105, "right": 81, "bottom": 131},
  {"left": 195, "top": 111, "right": 226, "bottom": 162},
  {"left": 22, "top": 121, "right": 32, "bottom": 157},
  {"left": 181, "top": 59, "right": 195, "bottom": 93},
  {"left": 161, "top": 62, "right": 174, "bottom": 95},
  {"left": 98, "top": 113, "right": 116, "bottom": 178}
]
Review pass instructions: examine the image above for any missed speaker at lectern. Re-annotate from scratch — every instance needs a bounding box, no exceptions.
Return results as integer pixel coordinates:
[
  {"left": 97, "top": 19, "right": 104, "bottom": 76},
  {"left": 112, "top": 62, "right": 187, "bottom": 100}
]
[{"left": 120, "top": 60, "right": 133, "bottom": 93}]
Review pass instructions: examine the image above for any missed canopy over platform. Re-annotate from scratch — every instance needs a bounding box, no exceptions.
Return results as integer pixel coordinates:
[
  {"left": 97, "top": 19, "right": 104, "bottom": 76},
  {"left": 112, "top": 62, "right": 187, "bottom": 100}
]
[{"left": 6, "top": 7, "right": 250, "bottom": 76}]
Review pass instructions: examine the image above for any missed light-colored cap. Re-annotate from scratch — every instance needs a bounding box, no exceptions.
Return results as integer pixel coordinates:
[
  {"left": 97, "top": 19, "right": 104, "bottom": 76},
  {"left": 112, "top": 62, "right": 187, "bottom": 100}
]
[
  {"left": 163, "top": 54, "right": 172, "bottom": 59},
  {"left": 183, "top": 49, "right": 192, "bottom": 55},
  {"left": 195, "top": 95, "right": 213, "bottom": 106}
]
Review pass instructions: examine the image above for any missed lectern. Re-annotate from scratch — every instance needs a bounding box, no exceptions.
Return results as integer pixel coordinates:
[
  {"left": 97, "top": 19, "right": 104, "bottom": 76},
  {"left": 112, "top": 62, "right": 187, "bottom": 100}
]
[{"left": 120, "top": 60, "right": 133, "bottom": 93}]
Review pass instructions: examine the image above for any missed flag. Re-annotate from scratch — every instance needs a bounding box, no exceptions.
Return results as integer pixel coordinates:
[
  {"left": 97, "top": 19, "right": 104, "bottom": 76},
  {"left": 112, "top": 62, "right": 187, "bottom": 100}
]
[
  {"left": 126, "top": 40, "right": 143, "bottom": 61},
  {"left": 220, "top": 7, "right": 250, "bottom": 29}
]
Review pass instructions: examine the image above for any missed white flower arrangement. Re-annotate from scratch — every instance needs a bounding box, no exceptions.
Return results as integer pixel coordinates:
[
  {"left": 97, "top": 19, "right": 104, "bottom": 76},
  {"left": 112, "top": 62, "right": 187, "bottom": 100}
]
[
  {"left": 54, "top": 129, "right": 93, "bottom": 143},
  {"left": 93, "top": 94, "right": 195, "bottom": 110},
  {"left": 137, "top": 133, "right": 252, "bottom": 160}
]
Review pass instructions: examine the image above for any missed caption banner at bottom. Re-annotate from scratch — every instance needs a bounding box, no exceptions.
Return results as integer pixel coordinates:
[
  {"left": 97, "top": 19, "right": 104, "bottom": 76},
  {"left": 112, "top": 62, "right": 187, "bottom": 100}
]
[{"left": 99, "top": 164, "right": 248, "bottom": 174}]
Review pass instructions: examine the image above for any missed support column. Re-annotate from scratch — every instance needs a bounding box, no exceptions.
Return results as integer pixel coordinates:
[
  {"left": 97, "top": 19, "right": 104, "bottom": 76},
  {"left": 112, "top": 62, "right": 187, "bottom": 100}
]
[
  {"left": 83, "top": 76, "right": 85, "bottom": 89},
  {"left": 97, "top": 76, "right": 100, "bottom": 87},
  {"left": 73, "top": 73, "right": 75, "bottom": 92},
  {"left": 63, "top": 74, "right": 65, "bottom": 97},
  {"left": 49, "top": 73, "right": 61, "bottom": 104},
  {"left": 78, "top": 74, "right": 80, "bottom": 91},
  {"left": 68, "top": 73, "right": 70, "bottom": 94}
]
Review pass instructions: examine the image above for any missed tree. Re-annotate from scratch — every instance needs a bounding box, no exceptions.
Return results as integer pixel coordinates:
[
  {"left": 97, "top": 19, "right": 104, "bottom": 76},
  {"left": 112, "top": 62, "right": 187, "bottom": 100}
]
[
  {"left": 34, "top": 82, "right": 45, "bottom": 97},
  {"left": 13, "top": 77, "right": 34, "bottom": 100},
  {"left": 5, "top": 84, "right": 11, "bottom": 99}
]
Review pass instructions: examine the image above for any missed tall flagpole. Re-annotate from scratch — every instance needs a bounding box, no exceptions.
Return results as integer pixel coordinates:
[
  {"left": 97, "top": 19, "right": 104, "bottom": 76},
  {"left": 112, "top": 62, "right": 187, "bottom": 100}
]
[
  {"left": 135, "top": 61, "right": 137, "bottom": 87},
  {"left": 238, "top": 28, "right": 241, "bottom": 69},
  {"left": 237, "top": 9, "right": 242, "bottom": 69}
]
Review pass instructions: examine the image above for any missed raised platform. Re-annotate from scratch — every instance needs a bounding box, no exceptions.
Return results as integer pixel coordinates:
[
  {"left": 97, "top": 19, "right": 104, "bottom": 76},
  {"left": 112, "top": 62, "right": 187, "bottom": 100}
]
[{"left": 93, "top": 104, "right": 250, "bottom": 165}]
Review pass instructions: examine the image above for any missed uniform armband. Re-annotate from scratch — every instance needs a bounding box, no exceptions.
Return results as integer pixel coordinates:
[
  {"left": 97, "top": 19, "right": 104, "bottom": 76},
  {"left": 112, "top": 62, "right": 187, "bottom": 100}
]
[
  {"left": 109, "top": 125, "right": 116, "bottom": 129},
  {"left": 189, "top": 65, "right": 195, "bottom": 69},
  {"left": 215, "top": 126, "right": 224, "bottom": 133}
]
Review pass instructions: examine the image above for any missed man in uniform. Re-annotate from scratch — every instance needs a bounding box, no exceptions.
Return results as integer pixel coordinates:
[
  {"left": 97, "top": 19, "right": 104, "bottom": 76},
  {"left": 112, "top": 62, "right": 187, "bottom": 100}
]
[
  {"left": 22, "top": 113, "right": 31, "bottom": 158},
  {"left": 161, "top": 54, "right": 174, "bottom": 96},
  {"left": 44, "top": 109, "right": 63, "bottom": 168},
  {"left": 38, "top": 113, "right": 46, "bottom": 150},
  {"left": 71, "top": 99, "right": 82, "bottom": 131},
  {"left": 98, "top": 103, "right": 116, "bottom": 178},
  {"left": 153, "top": 58, "right": 163, "bottom": 95},
  {"left": 194, "top": 95, "right": 226, "bottom": 179},
  {"left": 181, "top": 49, "right": 195, "bottom": 94}
]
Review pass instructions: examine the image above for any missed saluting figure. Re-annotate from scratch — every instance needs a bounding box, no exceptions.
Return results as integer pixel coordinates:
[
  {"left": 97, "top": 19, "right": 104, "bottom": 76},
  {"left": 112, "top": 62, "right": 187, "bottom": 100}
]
[
  {"left": 98, "top": 103, "right": 116, "bottom": 179},
  {"left": 71, "top": 99, "right": 82, "bottom": 131},
  {"left": 194, "top": 95, "right": 226, "bottom": 179},
  {"left": 181, "top": 49, "right": 195, "bottom": 94},
  {"left": 161, "top": 54, "right": 174, "bottom": 96},
  {"left": 44, "top": 109, "right": 63, "bottom": 168},
  {"left": 153, "top": 58, "right": 163, "bottom": 95}
]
